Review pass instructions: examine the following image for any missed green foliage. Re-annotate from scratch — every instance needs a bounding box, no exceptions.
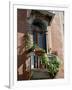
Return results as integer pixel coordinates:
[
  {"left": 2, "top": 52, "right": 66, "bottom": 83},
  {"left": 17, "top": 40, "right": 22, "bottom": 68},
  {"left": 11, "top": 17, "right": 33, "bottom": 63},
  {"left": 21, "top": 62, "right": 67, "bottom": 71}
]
[
  {"left": 47, "top": 56, "right": 60, "bottom": 78},
  {"left": 40, "top": 54, "right": 60, "bottom": 78},
  {"left": 30, "top": 43, "right": 38, "bottom": 51},
  {"left": 23, "top": 32, "right": 60, "bottom": 79},
  {"left": 39, "top": 48, "right": 46, "bottom": 53},
  {"left": 40, "top": 53, "right": 49, "bottom": 64},
  {"left": 24, "top": 32, "right": 32, "bottom": 50}
]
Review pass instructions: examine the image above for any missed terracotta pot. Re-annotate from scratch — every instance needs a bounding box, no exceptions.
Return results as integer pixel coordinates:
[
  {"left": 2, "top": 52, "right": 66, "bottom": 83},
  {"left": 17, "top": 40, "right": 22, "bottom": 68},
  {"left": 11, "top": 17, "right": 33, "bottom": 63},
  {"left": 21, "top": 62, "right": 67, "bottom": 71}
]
[{"left": 35, "top": 50, "right": 44, "bottom": 56}]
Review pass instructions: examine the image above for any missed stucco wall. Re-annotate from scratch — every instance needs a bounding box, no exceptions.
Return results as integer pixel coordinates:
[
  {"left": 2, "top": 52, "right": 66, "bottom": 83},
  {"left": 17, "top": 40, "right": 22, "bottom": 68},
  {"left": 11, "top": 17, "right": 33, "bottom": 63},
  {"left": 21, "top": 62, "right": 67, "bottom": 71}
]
[{"left": 50, "top": 11, "right": 64, "bottom": 78}]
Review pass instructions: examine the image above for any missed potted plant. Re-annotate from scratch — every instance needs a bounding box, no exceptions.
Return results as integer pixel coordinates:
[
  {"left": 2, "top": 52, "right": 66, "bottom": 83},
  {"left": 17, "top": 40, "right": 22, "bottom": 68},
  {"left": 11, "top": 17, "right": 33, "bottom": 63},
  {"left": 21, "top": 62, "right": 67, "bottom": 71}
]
[
  {"left": 39, "top": 53, "right": 60, "bottom": 78},
  {"left": 47, "top": 55, "right": 60, "bottom": 79},
  {"left": 39, "top": 52, "right": 49, "bottom": 69},
  {"left": 35, "top": 48, "right": 46, "bottom": 56}
]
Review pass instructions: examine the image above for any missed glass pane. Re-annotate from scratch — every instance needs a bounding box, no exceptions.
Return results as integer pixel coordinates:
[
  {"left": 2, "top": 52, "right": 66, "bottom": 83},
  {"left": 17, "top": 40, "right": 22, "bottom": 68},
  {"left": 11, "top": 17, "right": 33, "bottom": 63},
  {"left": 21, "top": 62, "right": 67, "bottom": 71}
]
[
  {"left": 38, "top": 33, "right": 43, "bottom": 48},
  {"left": 43, "top": 33, "right": 47, "bottom": 52},
  {"left": 33, "top": 32, "right": 36, "bottom": 44}
]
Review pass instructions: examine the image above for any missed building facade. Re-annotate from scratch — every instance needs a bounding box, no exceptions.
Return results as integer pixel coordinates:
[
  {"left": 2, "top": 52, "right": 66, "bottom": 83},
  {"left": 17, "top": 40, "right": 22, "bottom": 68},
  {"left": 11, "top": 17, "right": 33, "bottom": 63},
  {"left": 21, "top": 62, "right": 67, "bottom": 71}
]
[{"left": 17, "top": 9, "right": 64, "bottom": 80}]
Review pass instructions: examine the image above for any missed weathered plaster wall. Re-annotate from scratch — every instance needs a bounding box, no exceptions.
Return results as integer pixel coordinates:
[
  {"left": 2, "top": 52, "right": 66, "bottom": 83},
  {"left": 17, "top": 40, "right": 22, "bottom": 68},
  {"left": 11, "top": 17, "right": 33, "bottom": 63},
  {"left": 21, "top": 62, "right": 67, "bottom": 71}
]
[{"left": 50, "top": 11, "right": 64, "bottom": 78}]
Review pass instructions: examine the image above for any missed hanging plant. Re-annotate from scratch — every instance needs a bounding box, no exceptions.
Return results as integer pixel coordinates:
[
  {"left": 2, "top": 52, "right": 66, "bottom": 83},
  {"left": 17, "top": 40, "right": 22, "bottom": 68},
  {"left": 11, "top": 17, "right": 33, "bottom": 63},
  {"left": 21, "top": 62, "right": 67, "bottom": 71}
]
[{"left": 23, "top": 32, "right": 33, "bottom": 50}]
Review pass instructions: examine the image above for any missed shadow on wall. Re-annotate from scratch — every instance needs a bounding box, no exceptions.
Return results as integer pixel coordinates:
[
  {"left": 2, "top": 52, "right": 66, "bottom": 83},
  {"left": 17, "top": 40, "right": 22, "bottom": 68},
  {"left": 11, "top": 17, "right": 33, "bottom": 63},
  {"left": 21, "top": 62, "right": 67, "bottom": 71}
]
[{"left": 17, "top": 9, "right": 30, "bottom": 80}]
